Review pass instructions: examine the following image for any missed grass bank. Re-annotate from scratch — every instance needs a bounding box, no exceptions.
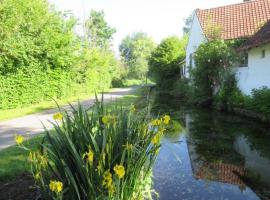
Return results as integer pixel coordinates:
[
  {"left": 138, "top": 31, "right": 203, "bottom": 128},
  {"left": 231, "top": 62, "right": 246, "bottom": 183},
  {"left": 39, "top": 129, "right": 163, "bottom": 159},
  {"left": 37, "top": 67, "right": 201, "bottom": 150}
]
[{"left": 0, "top": 87, "right": 148, "bottom": 181}]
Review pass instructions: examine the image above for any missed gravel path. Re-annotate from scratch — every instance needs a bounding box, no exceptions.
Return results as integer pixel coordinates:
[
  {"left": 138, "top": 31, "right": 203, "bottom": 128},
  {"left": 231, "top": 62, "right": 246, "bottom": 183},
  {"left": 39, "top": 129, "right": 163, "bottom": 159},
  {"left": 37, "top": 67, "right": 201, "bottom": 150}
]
[{"left": 0, "top": 87, "right": 136, "bottom": 150}]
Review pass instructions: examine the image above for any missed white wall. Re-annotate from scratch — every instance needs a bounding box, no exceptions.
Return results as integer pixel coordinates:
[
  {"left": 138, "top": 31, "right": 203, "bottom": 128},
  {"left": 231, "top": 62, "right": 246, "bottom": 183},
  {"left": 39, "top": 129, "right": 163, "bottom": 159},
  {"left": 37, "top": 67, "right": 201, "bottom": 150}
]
[
  {"left": 185, "top": 13, "right": 206, "bottom": 77},
  {"left": 236, "top": 43, "right": 270, "bottom": 95}
]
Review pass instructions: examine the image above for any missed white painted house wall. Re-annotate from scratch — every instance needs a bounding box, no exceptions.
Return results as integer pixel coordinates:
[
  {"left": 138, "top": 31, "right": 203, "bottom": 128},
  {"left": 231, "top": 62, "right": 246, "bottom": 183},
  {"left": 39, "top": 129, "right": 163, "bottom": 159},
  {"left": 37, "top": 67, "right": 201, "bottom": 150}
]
[
  {"left": 236, "top": 43, "right": 270, "bottom": 95},
  {"left": 185, "top": 13, "right": 206, "bottom": 77}
]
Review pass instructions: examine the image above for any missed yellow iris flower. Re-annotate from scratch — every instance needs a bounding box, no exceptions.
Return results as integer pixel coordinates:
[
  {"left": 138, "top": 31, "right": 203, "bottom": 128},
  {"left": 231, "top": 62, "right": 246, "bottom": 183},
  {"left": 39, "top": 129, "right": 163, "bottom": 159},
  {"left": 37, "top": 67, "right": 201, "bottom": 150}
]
[
  {"left": 113, "top": 164, "right": 125, "bottom": 179},
  {"left": 53, "top": 112, "right": 63, "bottom": 121},
  {"left": 15, "top": 135, "right": 24, "bottom": 145}
]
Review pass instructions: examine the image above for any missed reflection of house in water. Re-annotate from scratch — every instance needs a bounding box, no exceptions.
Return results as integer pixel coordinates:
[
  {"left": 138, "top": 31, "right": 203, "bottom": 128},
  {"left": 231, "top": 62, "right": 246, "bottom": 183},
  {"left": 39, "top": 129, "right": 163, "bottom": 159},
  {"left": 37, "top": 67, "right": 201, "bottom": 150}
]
[
  {"left": 184, "top": 112, "right": 270, "bottom": 199},
  {"left": 187, "top": 135, "right": 246, "bottom": 189}
]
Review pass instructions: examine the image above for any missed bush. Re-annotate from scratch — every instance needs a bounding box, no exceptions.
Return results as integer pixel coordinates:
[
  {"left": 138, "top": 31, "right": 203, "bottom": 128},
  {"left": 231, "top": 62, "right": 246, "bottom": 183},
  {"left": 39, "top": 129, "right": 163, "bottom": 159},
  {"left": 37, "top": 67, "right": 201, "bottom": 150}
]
[
  {"left": 21, "top": 100, "right": 172, "bottom": 199},
  {"left": 192, "top": 40, "right": 237, "bottom": 106},
  {"left": 245, "top": 87, "right": 270, "bottom": 118}
]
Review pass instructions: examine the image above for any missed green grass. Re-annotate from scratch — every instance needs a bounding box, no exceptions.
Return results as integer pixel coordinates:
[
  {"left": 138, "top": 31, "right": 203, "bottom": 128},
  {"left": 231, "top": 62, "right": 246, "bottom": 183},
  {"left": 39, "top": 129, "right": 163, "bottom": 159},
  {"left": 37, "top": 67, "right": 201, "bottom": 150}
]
[
  {"left": 0, "top": 88, "right": 121, "bottom": 122},
  {"left": 0, "top": 135, "right": 44, "bottom": 181},
  {"left": 0, "top": 87, "right": 148, "bottom": 181}
]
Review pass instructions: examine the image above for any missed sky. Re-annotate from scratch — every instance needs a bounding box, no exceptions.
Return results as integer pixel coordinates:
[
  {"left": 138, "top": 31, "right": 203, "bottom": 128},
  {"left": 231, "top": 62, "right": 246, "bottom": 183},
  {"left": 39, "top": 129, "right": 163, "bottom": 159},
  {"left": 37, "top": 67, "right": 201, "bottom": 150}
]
[{"left": 49, "top": 0, "right": 241, "bottom": 53}]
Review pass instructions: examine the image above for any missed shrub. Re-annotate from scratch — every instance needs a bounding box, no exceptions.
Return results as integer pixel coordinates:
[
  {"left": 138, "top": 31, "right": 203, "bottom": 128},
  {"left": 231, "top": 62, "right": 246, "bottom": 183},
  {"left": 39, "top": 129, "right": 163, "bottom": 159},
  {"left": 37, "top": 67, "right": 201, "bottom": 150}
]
[
  {"left": 20, "top": 99, "right": 171, "bottom": 199},
  {"left": 245, "top": 87, "right": 270, "bottom": 118},
  {"left": 192, "top": 40, "right": 237, "bottom": 106}
]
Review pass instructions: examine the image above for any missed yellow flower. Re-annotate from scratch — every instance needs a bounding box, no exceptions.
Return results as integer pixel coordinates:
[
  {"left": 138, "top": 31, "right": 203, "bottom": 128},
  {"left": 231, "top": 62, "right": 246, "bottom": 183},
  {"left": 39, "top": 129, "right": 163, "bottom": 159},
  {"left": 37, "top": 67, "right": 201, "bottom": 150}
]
[
  {"left": 49, "top": 180, "right": 63, "bottom": 193},
  {"left": 15, "top": 135, "right": 24, "bottom": 145},
  {"left": 56, "top": 181, "right": 63, "bottom": 193},
  {"left": 163, "top": 115, "right": 171, "bottom": 125},
  {"left": 49, "top": 180, "right": 56, "bottom": 192},
  {"left": 53, "top": 112, "right": 63, "bottom": 121},
  {"left": 151, "top": 134, "right": 161, "bottom": 145},
  {"left": 130, "top": 104, "right": 136, "bottom": 112},
  {"left": 151, "top": 119, "right": 161, "bottom": 126},
  {"left": 102, "top": 170, "right": 113, "bottom": 187},
  {"left": 113, "top": 164, "right": 125, "bottom": 179},
  {"left": 83, "top": 149, "right": 94, "bottom": 163},
  {"left": 102, "top": 115, "right": 109, "bottom": 124}
]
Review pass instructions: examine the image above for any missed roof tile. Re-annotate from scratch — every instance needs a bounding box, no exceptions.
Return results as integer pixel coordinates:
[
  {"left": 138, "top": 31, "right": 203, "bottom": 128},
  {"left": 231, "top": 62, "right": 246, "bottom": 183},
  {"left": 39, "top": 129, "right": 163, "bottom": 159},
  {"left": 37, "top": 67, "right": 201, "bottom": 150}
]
[{"left": 196, "top": 0, "right": 270, "bottom": 40}]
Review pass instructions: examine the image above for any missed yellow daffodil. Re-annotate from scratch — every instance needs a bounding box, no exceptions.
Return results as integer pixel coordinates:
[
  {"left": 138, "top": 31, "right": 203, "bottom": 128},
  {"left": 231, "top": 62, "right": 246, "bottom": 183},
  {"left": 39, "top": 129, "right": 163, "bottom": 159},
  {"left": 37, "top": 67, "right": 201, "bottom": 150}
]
[
  {"left": 163, "top": 115, "right": 171, "bottom": 125},
  {"left": 113, "top": 164, "right": 125, "bottom": 179},
  {"left": 15, "top": 135, "right": 24, "bottom": 145},
  {"left": 53, "top": 112, "right": 63, "bottom": 121},
  {"left": 83, "top": 149, "right": 94, "bottom": 163},
  {"left": 49, "top": 180, "right": 63, "bottom": 193}
]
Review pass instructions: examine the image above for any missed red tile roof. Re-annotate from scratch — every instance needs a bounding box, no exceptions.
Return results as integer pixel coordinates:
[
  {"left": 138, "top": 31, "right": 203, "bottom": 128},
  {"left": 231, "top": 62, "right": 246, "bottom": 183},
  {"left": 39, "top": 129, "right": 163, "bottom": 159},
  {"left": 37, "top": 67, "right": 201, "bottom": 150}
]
[
  {"left": 238, "top": 20, "right": 270, "bottom": 50},
  {"left": 196, "top": 0, "right": 270, "bottom": 40}
]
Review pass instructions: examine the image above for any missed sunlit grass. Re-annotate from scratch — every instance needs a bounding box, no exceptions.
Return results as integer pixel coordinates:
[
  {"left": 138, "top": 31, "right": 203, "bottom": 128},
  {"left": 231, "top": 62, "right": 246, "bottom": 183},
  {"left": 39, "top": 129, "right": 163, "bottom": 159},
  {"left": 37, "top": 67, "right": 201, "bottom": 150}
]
[{"left": 0, "top": 88, "right": 146, "bottom": 181}]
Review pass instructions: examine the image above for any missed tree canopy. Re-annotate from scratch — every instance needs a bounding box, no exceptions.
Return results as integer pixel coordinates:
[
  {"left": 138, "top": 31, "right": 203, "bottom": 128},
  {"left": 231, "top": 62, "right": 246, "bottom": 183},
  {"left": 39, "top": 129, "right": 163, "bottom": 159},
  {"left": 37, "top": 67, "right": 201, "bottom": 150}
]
[
  {"left": 149, "top": 36, "right": 187, "bottom": 88},
  {"left": 85, "top": 10, "right": 116, "bottom": 49},
  {"left": 119, "top": 32, "right": 156, "bottom": 79}
]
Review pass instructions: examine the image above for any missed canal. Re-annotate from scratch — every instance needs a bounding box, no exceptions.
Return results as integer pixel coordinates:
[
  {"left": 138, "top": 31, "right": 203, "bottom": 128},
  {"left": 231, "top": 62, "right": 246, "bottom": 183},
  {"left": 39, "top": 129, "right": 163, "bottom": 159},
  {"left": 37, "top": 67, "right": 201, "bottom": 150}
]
[{"left": 152, "top": 91, "right": 270, "bottom": 200}]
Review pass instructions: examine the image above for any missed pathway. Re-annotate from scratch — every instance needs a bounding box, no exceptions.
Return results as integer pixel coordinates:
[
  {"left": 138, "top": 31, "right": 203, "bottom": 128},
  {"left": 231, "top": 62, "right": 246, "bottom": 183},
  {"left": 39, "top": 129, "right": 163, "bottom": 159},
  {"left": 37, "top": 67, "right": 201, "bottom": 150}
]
[{"left": 0, "top": 87, "right": 137, "bottom": 150}]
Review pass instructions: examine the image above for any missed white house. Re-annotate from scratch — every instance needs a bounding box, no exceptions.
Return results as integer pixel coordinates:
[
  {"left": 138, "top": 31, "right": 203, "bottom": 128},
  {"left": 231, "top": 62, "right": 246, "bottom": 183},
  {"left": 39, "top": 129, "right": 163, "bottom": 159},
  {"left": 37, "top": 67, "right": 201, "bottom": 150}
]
[{"left": 185, "top": 0, "right": 270, "bottom": 95}]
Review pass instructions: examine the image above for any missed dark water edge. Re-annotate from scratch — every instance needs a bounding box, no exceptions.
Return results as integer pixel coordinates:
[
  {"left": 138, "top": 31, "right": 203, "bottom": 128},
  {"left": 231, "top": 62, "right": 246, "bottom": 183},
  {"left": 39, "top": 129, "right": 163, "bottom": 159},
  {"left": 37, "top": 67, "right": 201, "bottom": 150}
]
[{"left": 152, "top": 91, "right": 270, "bottom": 200}]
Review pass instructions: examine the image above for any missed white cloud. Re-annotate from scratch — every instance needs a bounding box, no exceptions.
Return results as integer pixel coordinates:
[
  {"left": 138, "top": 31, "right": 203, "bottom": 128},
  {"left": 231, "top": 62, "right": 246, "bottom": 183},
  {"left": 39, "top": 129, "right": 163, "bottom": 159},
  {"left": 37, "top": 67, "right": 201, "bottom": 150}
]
[{"left": 50, "top": 0, "right": 241, "bottom": 52}]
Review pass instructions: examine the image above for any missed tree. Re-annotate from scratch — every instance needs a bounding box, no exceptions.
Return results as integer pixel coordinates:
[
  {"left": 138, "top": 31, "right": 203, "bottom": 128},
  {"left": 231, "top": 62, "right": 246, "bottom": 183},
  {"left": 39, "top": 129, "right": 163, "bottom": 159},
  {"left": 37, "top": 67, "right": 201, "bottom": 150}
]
[
  {"left": 183, "top": 13, "right": 193, "bottom": 35},
  {"left": 85, "top": 10, "right": 116, "bottom": 49},
  {"left": 148, "top": 36, "right": 187, "bottom": 88},
  {"left": 0, "top": 0, "right": 78, "bottom": 75},
  {"left": 119, "top": 32, "right": 156, "bottom": 79}
]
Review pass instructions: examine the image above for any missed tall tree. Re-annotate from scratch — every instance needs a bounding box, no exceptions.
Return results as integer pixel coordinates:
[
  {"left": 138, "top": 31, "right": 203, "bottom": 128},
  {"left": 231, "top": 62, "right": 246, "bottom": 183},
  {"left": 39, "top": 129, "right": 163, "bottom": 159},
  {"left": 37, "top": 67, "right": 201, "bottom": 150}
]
[
  {"left": 85, "top": 10, "right": 116, "bottom": 49},
  {"left": 183, "top": 13, "right": 193, "bottom": 35},
  {"left": 119, "top": 32, "right": 156, "bottom": 79},
  {"left": 149, "top": 36, "right": 187, "bottom": 88}
]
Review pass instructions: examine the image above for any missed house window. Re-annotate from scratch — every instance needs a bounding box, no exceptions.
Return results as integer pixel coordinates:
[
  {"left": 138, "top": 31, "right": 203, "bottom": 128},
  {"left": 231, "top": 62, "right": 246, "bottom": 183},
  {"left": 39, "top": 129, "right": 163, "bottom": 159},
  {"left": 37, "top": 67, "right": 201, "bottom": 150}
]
[
  {"left": 239, "top": 52, "right": 248, "bottom": 67},
  {"left": 262, "top": 49, "right": 266, "bottom": 58}
]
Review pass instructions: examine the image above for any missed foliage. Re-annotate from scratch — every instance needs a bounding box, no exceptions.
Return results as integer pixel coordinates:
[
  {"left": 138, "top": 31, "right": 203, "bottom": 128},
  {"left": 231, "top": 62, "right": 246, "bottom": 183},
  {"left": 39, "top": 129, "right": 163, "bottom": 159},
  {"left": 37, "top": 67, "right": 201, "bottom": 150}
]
[
  {"left": 148, "top": 36, "right": 187, "bottom": 88},
  {"left": 214, "top": 72, "right": 245, "bottom": 110},
  {"left": 85, "top": 10, "right": 116, "bottom": 49},
  {"left": 183, "top": 13, "right": 193, "bottom": 35},
  {"left": 245, "top": 87, "right": 270, "bottom": 118},
  {"left": 23, "top": 99, "right": 171, "bottom": 199},
  {"left": 119, "top": 32, "right": 156, "bottom": 80},
  {"left": 0, "top": 0, "right": 78, "bottom": 75},
  {"left": 0, "top": 2, "right": 122, "bottom": 110},
  {"left": 191, "top": 40, "right": 237, "bottom": 105}
]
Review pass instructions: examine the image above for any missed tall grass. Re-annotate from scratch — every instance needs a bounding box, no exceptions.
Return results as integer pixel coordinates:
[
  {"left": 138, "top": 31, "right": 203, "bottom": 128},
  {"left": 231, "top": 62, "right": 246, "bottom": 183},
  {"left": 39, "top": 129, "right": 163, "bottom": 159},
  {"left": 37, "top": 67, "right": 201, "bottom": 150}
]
[{"left": 24, "top": 97, "right": 170, "bottom": 199}]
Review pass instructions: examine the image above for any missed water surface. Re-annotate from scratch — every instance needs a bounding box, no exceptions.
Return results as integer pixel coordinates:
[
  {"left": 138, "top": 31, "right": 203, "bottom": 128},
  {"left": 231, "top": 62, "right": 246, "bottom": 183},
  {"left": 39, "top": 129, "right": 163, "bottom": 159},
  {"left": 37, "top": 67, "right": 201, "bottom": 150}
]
[{"left": 152, "top": 92, "right": 270, "bottom": 200}]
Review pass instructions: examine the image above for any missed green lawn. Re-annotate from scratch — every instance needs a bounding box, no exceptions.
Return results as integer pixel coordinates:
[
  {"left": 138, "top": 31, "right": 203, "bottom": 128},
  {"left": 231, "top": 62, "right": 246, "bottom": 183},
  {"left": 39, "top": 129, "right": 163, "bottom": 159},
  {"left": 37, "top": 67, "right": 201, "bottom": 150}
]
[
  {"left": 0, "top": 135, "right": 44, "bottom": 181},
  {"left": 0, "top": 87, "right": 147, "bottom": 181}
]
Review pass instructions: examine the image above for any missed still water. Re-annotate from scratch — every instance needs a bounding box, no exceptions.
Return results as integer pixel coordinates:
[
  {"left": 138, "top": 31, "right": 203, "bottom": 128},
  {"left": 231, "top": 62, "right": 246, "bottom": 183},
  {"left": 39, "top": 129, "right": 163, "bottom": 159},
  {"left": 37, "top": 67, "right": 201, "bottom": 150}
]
[{"left": 152, "top": 92, "right": 270, "bottom": 200}]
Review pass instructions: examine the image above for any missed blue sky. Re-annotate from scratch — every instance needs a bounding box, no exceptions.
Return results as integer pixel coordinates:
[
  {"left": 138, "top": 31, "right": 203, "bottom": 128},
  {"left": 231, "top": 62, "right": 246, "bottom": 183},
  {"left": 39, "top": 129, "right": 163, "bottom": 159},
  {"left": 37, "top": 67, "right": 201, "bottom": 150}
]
[{"left": 49, "top": 0, "right": 240, "bottom": 52}]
